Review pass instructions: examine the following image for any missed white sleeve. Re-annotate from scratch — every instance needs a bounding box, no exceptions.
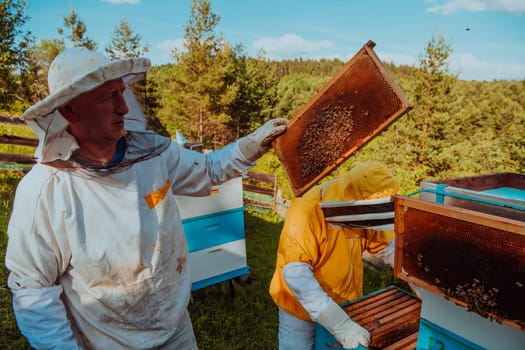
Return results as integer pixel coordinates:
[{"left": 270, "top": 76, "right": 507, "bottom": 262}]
[
  {"left": 282, "top": 262, "right": 333, "bottom": 321},
  {"left": 12, "top": 285, "right": 81, "bottom": 349},
  {"left": 168, "top": 141, "right": 255, "bottom": 196}
]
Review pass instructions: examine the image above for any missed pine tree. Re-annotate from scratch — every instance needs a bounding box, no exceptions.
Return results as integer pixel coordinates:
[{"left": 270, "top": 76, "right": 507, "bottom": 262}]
[
  {"left": 168, "top": 0, "right": 237, "bottom": 147},
  {"left": 412, "top": 34, "right": 455, "bottom": 169},
  {"left": 57, "top": 7, "right": 97, "bottom": 50},
  {"left": 105, "top": 17, "right": 149, "bottom": 60},
  {"left": 228, "top": 49, "right": 280, "bottom": 139}
]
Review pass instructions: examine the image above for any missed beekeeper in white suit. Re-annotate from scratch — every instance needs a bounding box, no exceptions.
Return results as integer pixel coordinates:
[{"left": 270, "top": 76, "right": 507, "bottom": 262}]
[{"left": 5, "top": 47, "right": 287, "bottom": 350}]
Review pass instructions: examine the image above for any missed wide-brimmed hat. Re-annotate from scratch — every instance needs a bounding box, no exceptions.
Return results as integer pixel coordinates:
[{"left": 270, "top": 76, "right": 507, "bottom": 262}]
[
  {"left": 21, "top": 47, "right": 151, "bottom": 120},
  {"left": 22, "top": 48, "right": 151, "bottom": 163}
]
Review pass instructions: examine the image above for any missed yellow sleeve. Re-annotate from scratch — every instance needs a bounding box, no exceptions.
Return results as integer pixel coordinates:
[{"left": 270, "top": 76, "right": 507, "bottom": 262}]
[
  {"left": 363, "top": 229, "right": 394, "bottom": 254},
  {"left": 277, "top": 198, "right": 326, "bottom": 266}
]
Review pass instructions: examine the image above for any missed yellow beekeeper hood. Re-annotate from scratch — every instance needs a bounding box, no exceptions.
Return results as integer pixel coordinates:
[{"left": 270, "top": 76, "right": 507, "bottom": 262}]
[
  {"left": 314, "top": 161, "right": 400, "bottom": 202},
  {"left": 21, "top": 47, "right": 151, "bottom": 163}
]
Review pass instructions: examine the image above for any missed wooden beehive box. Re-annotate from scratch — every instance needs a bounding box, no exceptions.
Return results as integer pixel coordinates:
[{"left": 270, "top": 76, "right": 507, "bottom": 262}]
[
  {"left": 393, "top": 173, "right": 525, "bottom": 331},
  {"left": 316, "top": 286, "right": 421, "bottom": 349},
  {"left": 273, "top": 40, "right": 412, "bottom": 197},
  {"left": 344, "top": 287, "right": 421, "bottom": 349}
]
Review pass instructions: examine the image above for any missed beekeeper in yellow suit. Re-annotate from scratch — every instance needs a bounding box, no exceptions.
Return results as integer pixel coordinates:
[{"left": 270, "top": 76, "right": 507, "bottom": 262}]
[{"left": 270, "top": 161, "right": 399, "bottom": 349}]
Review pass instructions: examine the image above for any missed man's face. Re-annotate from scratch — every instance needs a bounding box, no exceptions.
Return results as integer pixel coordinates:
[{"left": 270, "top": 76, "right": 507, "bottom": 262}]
[{"left": 62, "top": 79, "right": 129, "bottom": 143}]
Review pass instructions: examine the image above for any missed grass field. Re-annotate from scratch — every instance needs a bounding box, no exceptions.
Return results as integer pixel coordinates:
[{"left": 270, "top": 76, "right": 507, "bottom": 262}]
[
  {"left": 0, "top": 172, "right": 405, "bottom": 349},
  {"left": 0, "top": 171, "right": 28, "bottom": 350}
]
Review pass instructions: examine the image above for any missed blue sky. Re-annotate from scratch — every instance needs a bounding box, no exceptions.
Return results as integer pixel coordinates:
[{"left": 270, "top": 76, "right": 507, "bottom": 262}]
[{"left": 24, "top": 0, "right": 525, "bottom": 81}]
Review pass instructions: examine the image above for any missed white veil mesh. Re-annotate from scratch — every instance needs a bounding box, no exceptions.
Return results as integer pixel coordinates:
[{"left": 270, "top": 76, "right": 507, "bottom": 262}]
[{"left": 26, "top": 83, "right": 147, "bottom": 163}]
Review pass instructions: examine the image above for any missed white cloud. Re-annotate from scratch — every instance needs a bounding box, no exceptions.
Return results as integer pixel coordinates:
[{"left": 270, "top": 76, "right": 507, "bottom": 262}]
[
  {"left": 449, "top": 53, "right": 525, "bottom": 80},
  {"left": 251, "top": 33, "right": 334, "bottom": 59},
  {"left": 372, "top": 50, "right": 523, "bottom": 81},
  {"left": 101, "top": 0, "right": 139, "bottom": 4},
  {"left": 426, "top": 0, "right": 525, "bottom": 15},
  {"left": 377, "top": 52, "right": 418, "bottom": 66},
  {"left": 157, "top": 38, "right": 185, "bottom": 54},
  {"left": 146, "top": 39, "right": 185, "bottom": 66}
]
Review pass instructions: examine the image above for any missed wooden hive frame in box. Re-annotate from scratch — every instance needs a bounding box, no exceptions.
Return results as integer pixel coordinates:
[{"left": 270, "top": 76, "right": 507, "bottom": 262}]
[
  {"left": 393, "top": 195, "right": 525, "bottom": 331},
  {"left": 343, "top": 286, "right": 421, "bottom": 349},
  {"left": 273, "top": 40, "right": 412, "bottom": 197}
]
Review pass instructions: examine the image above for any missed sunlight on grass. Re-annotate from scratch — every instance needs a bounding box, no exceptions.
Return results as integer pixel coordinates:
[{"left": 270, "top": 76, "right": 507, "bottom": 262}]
[{"left": 0, "top": 171, "right": 30, "bottom": 349}]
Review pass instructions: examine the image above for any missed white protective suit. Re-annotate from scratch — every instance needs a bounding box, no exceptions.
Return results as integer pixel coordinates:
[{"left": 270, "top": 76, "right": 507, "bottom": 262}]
[
  {"left": 6, "top": 130, "right": 256, "bottom": 349},
  {"left": 5, "top": 47, "right": 287, "bottom": 349}
]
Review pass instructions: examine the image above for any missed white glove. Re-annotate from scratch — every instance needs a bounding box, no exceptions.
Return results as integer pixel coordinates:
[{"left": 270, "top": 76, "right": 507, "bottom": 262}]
[
  {"left": 237, "top": 118, "right": 288, "bottom": 162},
  {"left": 375, "top": 237, "right": 396, "bottom": 269},
  {"left": 317, "top": 300, "right": 370, "bottom": 349}
]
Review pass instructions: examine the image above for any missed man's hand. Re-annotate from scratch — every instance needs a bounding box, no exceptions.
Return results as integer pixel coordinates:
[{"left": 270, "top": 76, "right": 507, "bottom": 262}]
[
  {"left": 237, "top": 118, "right": 287, "bottom": 162},
  {"left": 317, "top": 300, "right": 370, "bottom": 349}
]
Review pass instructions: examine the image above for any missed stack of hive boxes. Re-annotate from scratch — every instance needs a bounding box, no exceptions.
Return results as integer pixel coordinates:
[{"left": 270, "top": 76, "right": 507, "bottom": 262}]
[
  {"left": 174, "top": 176, "right": 249, "bottom": 291},
  {"left": 394, "top": 172, "right": 525, "bottom": 349}
]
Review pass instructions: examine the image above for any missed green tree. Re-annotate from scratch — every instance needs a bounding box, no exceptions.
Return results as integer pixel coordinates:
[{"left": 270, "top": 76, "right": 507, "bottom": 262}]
[
  {"left": 148, "top": 64, "right": 184, "bottom": 136},
  {"left": 446, "top": 79, "right": 525, "bottom": 175},
  {"left": 411, "top": 34, "right": 456, "bottom": 170},
  {"left": 141, "top": 78, "right": 169, "bottom": 136},
  {"left": 168, "top": 0, "right": 237, "bottom": 147},
  {"left": 0, "top": 0, "right": 33, "bottom": 112},
  {"left": 274, "top": 73, "right": 330, "bottom": 119},
  {"left": 273, "top": 58, "right": 343, "bottom": 79},
  {"left": 356, "top": 35, "right": 456, "bottom": 192},
  {"left": 228, "top": 48, "right": 280, "bottom": 138},
  {"left": 25, "top": 38, "right": 65, "bottom": 103},
  {"left": 57, "top": 7, "right": 97, "bottom": 50},
  {"left": 105, "top": 17, "right": 149, "bottom": 60}
]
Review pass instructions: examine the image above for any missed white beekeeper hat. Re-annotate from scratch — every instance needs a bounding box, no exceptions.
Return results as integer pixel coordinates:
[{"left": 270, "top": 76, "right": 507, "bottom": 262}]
[
  {"left": 22, "top": 47, "right": 151, "bottom": 163},
  {"left": 22, "top": 47, "right": 150, "bottom": 120}
]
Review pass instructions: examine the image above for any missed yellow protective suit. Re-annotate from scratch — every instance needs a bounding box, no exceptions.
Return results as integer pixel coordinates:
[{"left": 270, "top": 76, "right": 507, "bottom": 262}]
[{"left": 269, "top": 161, "right": 399, "bottom": 321}]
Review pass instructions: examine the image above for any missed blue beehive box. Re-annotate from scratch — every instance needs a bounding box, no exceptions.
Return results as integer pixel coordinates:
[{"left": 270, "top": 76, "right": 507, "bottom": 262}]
[
  {"left": 175, "top": 177, "right": 250, "bottom": 291},
  {"left": 417, "top": 318, "right": 485, "bottom": 350}
]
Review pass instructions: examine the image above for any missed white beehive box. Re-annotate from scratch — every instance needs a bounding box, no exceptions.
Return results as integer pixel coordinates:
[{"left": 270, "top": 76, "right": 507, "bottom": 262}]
[
  {"left": 175, "top": 176, "right": 244, "bottom": 219},
  {"left": 174, "top": 176, "right": 249, "bottom": 290}
]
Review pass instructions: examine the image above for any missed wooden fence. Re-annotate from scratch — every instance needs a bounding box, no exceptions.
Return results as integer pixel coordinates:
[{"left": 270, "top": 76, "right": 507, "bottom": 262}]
[
  {"left": 242, "top": 170, "right": 290, "bottom": 216},
  {"left": 0, "top": 115, "right": 37, "bottom": 165},
  {"left": 242, "top": 171, "right": 277, "bottom": 208}
]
